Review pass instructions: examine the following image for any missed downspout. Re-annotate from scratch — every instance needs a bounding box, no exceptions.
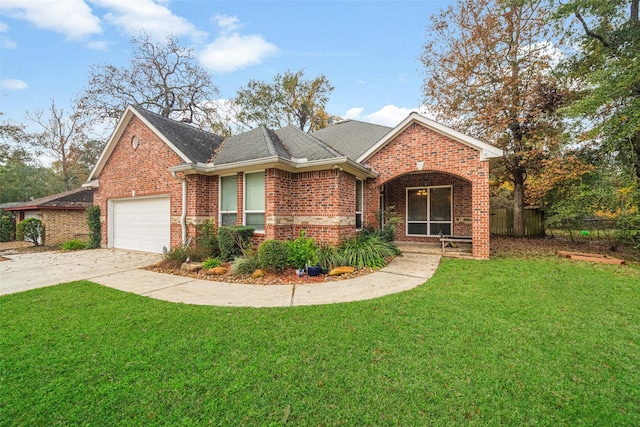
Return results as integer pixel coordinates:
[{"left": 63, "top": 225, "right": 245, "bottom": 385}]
[{"left": 172, "top": 171, "right": 187, "bottom": 247}]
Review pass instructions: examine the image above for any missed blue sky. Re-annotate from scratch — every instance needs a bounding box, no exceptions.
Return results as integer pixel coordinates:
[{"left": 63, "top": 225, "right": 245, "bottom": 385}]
[{"left": 0, "top": 0, "right": 454, "bottom": 134}]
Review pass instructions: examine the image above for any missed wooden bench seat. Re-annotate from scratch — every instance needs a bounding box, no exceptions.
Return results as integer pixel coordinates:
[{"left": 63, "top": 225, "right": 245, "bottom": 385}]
[{"left": 439, "top": 236, "right": 472, "bottom": 253}]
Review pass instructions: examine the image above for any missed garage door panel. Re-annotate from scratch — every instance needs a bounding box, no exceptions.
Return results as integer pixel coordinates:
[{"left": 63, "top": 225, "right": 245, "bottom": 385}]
[{"left": 111, "top": 197, "right": 170, "bottom": 253}]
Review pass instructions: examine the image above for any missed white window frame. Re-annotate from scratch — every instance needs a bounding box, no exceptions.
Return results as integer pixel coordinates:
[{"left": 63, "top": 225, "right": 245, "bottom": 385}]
[
  {"left": 243, "top": 171, "right": 265, "bottom": 232},
  {"left": 219, "top": 174, "right": 238, "bottom": 227},
  {"left": 405, "top": 185, "right": 453, "bottom": 236},
  {"left": 356, "top": 179, "right": 363, "bottom": 230}
]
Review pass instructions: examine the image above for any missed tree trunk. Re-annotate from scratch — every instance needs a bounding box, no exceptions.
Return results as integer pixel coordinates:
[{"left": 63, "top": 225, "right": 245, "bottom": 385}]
[{"left": 512, "top": 171, "right": 526, "bottom": 237}]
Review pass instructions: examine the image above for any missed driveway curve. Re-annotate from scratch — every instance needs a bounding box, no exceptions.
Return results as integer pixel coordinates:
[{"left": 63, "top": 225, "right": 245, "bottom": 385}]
[{"left": 1, "top": 249, "right": 441, "bottom": 307}]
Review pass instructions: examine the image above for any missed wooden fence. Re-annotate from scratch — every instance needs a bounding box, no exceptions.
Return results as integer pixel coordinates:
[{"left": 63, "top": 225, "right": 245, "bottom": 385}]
[{"left": 490, "top": 208, "right": 545, "bottom": 237}]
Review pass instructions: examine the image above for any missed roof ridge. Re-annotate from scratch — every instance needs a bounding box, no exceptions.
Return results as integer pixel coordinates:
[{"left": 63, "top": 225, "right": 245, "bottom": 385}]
[
  {"left": 130, "top": 104, "right": 223, "bottom": 138},
  {"left": 259, "top": 126, "right": 279, "bottom": 157}
]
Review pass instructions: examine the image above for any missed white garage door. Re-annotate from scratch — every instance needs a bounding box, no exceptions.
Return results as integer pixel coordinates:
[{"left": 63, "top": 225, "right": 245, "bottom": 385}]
[{"left": 111, "top": 196, "right": 170, "bottom": 253}]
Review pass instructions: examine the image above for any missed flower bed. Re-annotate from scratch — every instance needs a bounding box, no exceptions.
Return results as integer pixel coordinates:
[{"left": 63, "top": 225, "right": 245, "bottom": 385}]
[{"left": 145, "top": 263, "right": 378, "bottom": 286}]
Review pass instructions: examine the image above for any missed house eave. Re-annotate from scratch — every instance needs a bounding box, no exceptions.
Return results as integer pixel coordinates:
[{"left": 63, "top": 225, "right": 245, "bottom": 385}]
[
  {"left": 170, "top": 156, "right": 378, "bottom": 179},
  {"left": 357, "top": 112, "right": 504, "bottom": 163},
  {"left": 86, "top": 105, "right": 192, "bottom": 181},
  {"left": 83, "top": 179, "right": 99, "bottom": 189}
]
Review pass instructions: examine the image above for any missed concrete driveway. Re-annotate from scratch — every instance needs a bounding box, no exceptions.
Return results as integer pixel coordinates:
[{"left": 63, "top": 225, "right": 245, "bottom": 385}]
[{"left": 0, "top": 249, "right": 162, "bottom": 296}]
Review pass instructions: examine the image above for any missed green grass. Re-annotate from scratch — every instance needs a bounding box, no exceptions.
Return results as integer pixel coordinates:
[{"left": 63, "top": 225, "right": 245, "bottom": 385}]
[{"left": 1, "top": 257, "right": 639, "bottom": 426}]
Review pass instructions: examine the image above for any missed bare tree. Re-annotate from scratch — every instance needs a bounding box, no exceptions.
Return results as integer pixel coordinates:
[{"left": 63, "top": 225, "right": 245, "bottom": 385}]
[
  {"left": 27, "top": 100, "right": 87, "bottom": 190},
  {"left": 77, "top": 32, "right": 221, "bottom": 130}
]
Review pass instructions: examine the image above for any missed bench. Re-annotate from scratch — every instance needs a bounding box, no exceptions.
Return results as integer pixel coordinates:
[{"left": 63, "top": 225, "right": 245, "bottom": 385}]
[{"left": 439, "top": 236, "right": 472, "bottom": 253}]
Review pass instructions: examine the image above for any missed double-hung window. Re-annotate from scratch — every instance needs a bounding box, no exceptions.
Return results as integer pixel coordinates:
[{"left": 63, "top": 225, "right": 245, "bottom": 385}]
[
  {"left": 219, "top": 175, "right": 237, "bottom": 226},
  {"left": 406, "top": 186, "right": 452, "bottom": 236},
  {"left": 244, "top": 172, "right": 265, "bottom": 231}
]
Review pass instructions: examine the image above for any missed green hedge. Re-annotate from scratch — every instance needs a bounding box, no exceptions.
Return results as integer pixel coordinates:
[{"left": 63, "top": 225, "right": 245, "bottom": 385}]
[
  {"left": 85, "top": 206, "right": 101, "bottom": 249},
  {"left": 16, "top": 218, "right": 43, "bottom": 246},
  {"left": 0, "top": 209, "right": 15, "bottom": 242},
  {"left": 257, "top": 239, "right": 290, "bottom": 271}
]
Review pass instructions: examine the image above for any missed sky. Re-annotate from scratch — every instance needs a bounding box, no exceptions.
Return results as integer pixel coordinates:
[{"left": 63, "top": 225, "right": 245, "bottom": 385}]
[{"left": 0, "top": 0, "right": 455, "bottom": 136}]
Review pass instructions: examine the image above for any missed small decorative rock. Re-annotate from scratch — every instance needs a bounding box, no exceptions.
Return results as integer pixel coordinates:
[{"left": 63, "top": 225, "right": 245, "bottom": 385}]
[
  {"left": 181, "top": 262, "right": 202, "bottom": 272},
  {"left": 205, "top": 267, "right": 226, "bottom": 275},
  {"left": 328, "top": 266, "right": 356, "bottom": 276},
  {"left": 252, "top": 269, "right": 267, "bottom": 278}
]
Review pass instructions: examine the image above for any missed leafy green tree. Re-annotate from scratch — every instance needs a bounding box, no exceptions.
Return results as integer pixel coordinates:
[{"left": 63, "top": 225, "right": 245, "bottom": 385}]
[
  {"left": 0, "top": 114, "right": 64, "bottom": 203},
  {"left": 421, "top": 0, "right": 566, "bottom": 236},
  {"left": 553, "top": 0, "right": 640, "bottom": 186},
  {"left": 235, "top": 69, "right": 335, "bottom": 132}
]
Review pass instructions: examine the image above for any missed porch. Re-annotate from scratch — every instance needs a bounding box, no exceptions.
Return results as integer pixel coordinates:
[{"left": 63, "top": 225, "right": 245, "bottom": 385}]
[{"left": 395, "top": 241, "right": 473, "bottom": 258}]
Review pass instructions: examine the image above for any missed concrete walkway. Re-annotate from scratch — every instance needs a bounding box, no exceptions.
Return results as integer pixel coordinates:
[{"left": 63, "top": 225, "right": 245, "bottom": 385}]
[{"left": 0, "top": 249, "right": 441, "bottom": 307}]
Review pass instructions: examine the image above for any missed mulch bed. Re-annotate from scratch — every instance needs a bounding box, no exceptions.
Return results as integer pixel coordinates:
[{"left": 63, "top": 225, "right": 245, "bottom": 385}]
[{"left": 145, "top": 262, "right": 378, "bottom": 286}]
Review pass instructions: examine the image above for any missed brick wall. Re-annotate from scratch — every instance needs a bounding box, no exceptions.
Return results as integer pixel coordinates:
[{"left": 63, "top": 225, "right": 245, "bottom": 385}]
[
  {"left": 40, "top": 209, "right": 89, "bottom": 245},
  {"left": 365, "top": 122, "right": 491, "bottom": 258},
  {"left": 93, "top": 115, "right": 185, "bottom": 249}
]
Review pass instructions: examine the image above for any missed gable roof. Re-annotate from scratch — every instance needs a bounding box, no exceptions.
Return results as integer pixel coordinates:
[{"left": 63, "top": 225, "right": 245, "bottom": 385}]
[
  {"left": 357, "top": 112, "right": 503, "bottom": 163},
  {"left": 87, "top": 105, "right": 224, "bottom": 181},
  {"left": 312, "top": 120, "right": 392, "bottom": 161},
  {"left": 132, "top": 106, "right": 224, "bottom": 163},
  {"left": 0, "top": 187, "right": 93, "bottom": 211}
]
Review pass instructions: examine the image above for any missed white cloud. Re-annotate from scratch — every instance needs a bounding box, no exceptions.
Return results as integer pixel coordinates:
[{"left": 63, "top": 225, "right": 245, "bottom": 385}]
[
  {"left": 0, "top": 0, "right": 101, "bottom": 40},
  {"left": 200, "top": 20, "right": 279, "bottom": 73},
  {"left": 213, "top": 14, "right": 241, "bottom": 34},
  {"left": 1, "top": 79, "right": 28, "bottom": 90},
  {"left": 344, "top": 107, "right": 365, "bottom": 120},
  {"left": 86, "top": 40, "right": 109, "bottom": 51},
  {"left": 0, "top": 22, "right": 17, "bottom": 49},
  {"left": 347, "top": 104, "right": 419, "bottom": 127},
  {"left": 91, "top": 0, "right": 206, "bottom": 41}
]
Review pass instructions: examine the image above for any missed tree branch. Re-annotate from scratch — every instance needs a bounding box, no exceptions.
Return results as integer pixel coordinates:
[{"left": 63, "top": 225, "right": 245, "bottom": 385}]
[{"left": 574, "top": 10, "right": 610, "bottom": 48}]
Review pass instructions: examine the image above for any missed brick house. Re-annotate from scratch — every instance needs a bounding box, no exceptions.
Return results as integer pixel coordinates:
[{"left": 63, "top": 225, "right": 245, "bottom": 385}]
[
  {"left": 84, "top": 105, "right": 502, "bottom": 258},
  {"left": 0, "top": 187, "right": 93, "bottom": 245}
]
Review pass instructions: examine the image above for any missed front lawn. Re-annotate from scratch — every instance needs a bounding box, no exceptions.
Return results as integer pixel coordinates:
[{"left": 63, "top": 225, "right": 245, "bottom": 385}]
[{"left": 1, "top": 257, "right": 639, "bottom": 425}]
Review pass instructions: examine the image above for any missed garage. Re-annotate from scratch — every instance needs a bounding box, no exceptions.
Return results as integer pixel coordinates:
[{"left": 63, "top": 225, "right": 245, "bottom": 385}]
[{"left": 110, "top": 196, "right": 170, "bottom": 253}]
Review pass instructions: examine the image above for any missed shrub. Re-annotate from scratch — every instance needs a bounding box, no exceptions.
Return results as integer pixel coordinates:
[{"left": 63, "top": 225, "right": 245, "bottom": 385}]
[
  {"left": 61, "top": 239, "right": 87, "bottom": 251},
  {"left": 376, "top": 205, "right": 401, "bottom": 242},
  {"left": 201, "top": 257, "right": 222, "bottom": 270},
  {"left": 16, "top": 218, "right": 44, "bottom": 246},
  {"left": 231, "top": 250, "right": 260, "bottom": 275},
  {"left": 161, "top": 246, "right": 208, "bottom": 269},
  {"left": 0, "top": 209, "right": 15, "bottom": 242},
  {"left": 85, "top": 206, "right": 101, "bottom": 249},
  {"left": 338, "top": 232, "right": 399, "bottom": 268},
  {"left": 257, "top": 239, "right": 290, "bottom": 271},
  {"left": 196, "top": 218, "right": 219, "bottom": 257},
  {"left": 287, "top": 229, "right": 318, "bottom": 269},
  {"left": 218, "top": 226, "right": 255, "bottom": 261},
  {"left": 316, "top": 243, "right": 341, "bottom": 269}
]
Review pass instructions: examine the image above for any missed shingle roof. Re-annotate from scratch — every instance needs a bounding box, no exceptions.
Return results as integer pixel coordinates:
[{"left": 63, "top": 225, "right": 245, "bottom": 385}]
[
  {"left": 273, "top": 126, "right": 343, "bottom": 161},
  {"left": 132, "top": 106, "right": 224, "bottom": 164},
  {"left": 311, "top": 120, "right": 392, "bottom": 161},
  {"left": 0, "top": 187, "right": 93, "bottom": 210},
  {"left": 212, "top": 125, "right": 345, "bottom": 165}
]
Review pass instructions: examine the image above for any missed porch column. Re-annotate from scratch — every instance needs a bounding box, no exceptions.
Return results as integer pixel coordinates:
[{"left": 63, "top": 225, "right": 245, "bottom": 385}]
[{"left": 471, "top": 170, "right": 490, "bottom": 259}]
